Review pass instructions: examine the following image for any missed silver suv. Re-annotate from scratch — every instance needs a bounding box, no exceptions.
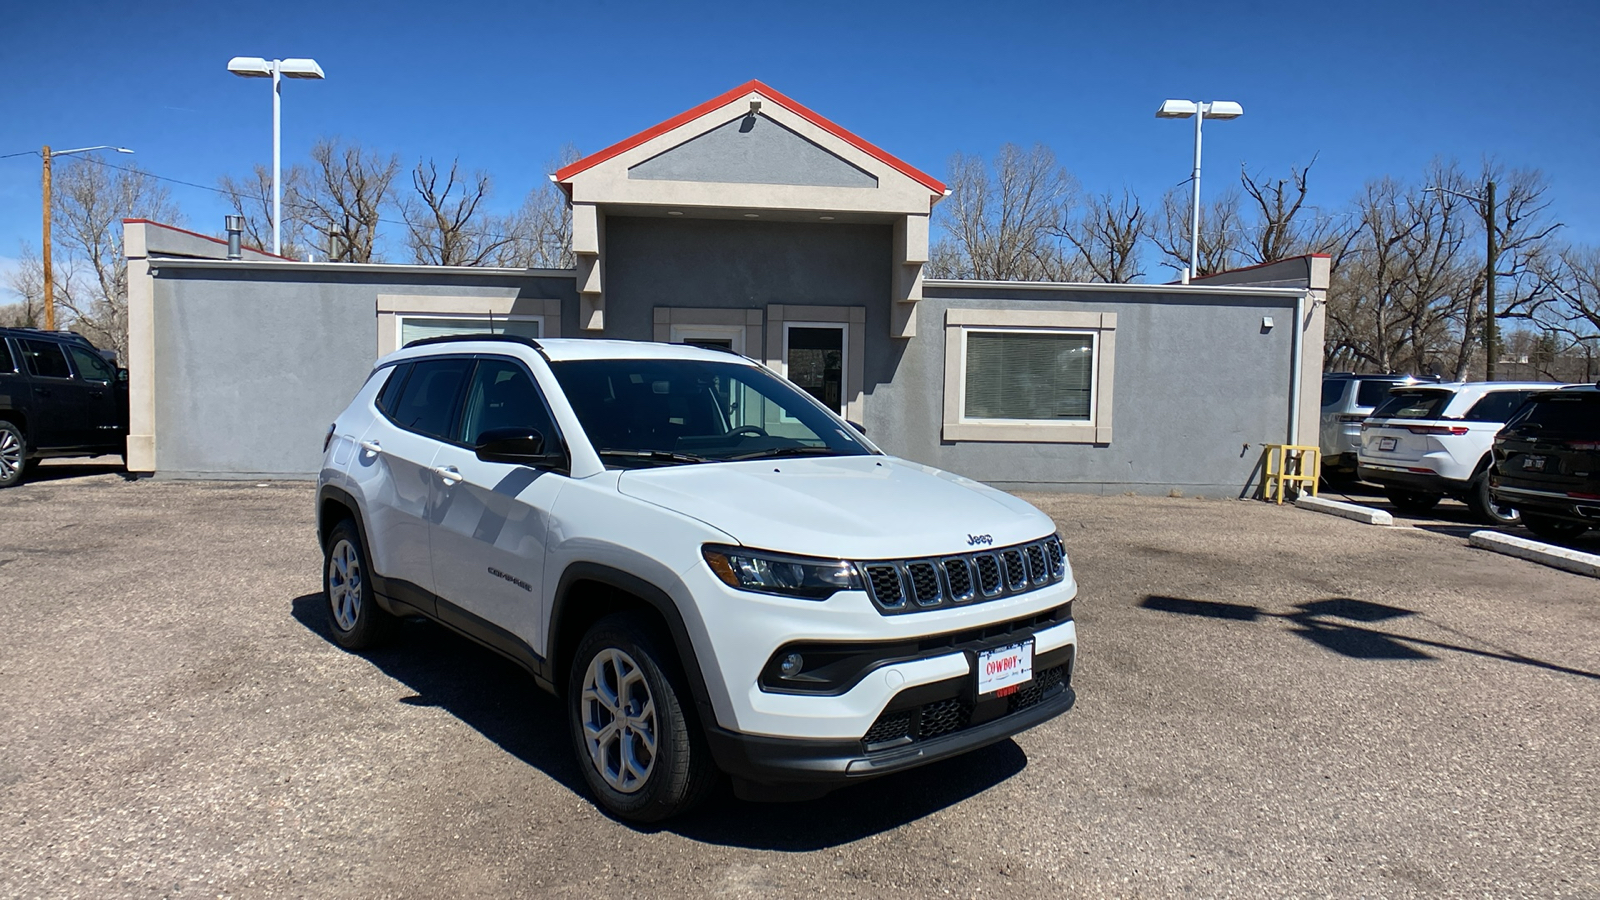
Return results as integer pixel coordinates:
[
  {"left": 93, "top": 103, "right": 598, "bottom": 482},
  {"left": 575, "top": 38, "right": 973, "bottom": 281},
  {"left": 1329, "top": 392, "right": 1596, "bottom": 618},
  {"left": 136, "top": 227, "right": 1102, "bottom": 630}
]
[{"left": 1319, "top": 374, "right": 1432, "bottom": 481}]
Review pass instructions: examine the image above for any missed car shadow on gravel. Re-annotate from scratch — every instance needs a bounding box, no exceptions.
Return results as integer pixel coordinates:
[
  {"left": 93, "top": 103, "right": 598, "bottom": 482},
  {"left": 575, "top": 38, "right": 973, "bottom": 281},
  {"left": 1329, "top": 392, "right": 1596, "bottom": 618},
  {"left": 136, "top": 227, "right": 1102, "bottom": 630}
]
[
  {"left": 1141, "top": 595, "right": 1600, "bottom": 680},
  {"left": 291, "top": 593, "right": 1030, "bottom": 848}
]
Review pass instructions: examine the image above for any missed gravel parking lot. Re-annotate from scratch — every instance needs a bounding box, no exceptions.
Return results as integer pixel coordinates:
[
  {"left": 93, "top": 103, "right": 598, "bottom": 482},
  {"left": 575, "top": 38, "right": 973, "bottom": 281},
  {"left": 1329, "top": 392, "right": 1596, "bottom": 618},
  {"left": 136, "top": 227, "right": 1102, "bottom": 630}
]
[{"left": 3, "top": 463, "right": 1597, "bottom": 898}]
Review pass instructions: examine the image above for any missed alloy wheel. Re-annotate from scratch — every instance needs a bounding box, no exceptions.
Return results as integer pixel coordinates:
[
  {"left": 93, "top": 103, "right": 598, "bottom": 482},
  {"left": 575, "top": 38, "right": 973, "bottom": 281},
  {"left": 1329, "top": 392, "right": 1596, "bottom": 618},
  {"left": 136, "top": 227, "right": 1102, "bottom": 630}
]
[
  {"left": 327, "top": 538, "right": 363, "bottom": 631},
  {"left": 0, "top": 429, "right": 20, "bottom": 481},
  {"left": 580, "top": 647, "right": 658, "bottom": 793}
]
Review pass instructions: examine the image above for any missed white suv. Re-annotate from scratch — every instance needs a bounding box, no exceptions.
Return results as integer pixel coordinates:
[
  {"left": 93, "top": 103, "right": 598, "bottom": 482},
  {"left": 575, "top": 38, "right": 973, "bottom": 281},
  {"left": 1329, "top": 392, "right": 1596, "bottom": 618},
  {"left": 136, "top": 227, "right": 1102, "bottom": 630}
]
[
  {"left": 1356, "top": 381, "right": 1566, "bottom": 523},
  {"left": 316, "top": 335, "right": 1078, "bottom": 820}
]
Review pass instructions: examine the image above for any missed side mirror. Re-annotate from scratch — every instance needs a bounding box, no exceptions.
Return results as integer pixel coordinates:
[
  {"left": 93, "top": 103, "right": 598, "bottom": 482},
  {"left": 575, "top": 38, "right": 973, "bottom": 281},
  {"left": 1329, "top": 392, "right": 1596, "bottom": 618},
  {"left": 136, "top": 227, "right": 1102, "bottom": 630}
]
[
  {"left": 847, "top": 420, "right": 867, "bottom": 436},
  {"left": 117, "top": 368, "right": 129, "bottom": 384},
  {"left": 475, "top": 427, "right": 566, "bottom": 469}
]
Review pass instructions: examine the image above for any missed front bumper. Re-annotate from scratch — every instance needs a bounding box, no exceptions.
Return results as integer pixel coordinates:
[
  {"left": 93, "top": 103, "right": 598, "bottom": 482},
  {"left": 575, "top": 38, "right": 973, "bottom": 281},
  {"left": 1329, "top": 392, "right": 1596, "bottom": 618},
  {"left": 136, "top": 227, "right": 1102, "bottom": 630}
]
[{"left": 704, "top": 642, "right": 1076, "bottom": 797}]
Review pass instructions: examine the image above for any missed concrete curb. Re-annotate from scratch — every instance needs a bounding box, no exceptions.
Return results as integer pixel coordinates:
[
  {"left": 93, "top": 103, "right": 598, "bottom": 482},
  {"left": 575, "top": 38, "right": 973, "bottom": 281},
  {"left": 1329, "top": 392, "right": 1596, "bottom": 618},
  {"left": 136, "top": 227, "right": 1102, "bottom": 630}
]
[
  {"left": 1293, "top": 495, "right": 1395, "bottom": 526},
  {"left": 1468, "top": 530, "right": 1600, "bottom": 578}
]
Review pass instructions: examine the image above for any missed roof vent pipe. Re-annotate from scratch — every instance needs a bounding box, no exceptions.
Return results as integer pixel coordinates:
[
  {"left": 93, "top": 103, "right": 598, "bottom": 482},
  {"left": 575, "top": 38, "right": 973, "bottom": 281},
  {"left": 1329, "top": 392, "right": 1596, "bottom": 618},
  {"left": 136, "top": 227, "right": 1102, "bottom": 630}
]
[{"left": 224, "top": 215, "right": 244, "bottom": 260}]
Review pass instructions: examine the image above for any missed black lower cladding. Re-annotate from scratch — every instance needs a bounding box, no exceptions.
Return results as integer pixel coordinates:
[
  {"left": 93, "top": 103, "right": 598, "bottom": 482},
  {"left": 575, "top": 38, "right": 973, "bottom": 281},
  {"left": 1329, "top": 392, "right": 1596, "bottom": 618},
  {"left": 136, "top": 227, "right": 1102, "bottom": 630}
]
[{"left": 861, "top": 654, "right": 1072, "bottom": 751}]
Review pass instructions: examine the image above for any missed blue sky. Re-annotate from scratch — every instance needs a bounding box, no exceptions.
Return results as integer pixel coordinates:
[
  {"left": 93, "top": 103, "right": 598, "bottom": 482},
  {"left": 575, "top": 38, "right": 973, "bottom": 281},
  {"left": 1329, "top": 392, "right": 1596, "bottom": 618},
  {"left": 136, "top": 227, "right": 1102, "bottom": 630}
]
[{"left": 2, "top": 0, "right": 1597, "bottom": 296}]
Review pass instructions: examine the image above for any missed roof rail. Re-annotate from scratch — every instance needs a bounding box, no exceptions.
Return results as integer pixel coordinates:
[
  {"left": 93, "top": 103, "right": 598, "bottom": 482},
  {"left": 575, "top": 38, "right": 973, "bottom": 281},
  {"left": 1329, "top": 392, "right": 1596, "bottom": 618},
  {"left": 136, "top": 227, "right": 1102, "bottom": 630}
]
[{"left": 403, "top": 333, "right": 543, "bottom": 351}]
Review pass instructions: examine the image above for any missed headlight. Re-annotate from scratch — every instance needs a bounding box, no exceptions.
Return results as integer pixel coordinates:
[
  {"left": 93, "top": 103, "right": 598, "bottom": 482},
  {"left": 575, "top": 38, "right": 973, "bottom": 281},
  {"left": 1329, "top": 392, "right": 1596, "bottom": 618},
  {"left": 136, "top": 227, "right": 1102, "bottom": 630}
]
[{"left": 701, "top": 544, "right": 862, "bottom": 600}]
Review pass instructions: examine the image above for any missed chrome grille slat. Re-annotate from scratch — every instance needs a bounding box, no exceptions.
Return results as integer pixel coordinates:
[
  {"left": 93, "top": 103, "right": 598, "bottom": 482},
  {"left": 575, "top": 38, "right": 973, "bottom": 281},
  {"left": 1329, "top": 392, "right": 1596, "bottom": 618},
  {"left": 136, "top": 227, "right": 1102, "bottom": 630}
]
[{"left": 858, "top": 537, "right": 1067, "bottom": 614}]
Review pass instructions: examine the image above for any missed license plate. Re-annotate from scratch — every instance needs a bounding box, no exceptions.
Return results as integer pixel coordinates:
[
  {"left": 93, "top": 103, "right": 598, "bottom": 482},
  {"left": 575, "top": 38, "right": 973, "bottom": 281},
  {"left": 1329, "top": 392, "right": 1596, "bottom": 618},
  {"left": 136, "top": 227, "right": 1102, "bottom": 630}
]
[
  {"left": 976, "top": 641, "right": 1034, "bottom": 697},
  {"left": 1378, "top": 437, "right": 1397, "bottom": 451},
  {"left": 1522, "top": 455, "right": 1547, "bottom": 472}
]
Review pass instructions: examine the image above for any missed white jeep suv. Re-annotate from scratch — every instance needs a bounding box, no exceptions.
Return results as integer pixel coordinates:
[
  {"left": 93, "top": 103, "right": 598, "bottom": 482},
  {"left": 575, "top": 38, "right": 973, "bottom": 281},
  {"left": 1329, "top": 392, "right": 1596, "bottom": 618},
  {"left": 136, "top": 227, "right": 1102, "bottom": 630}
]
[{"left": 316, "top": 335, "right": 1079, "bottom": 821}]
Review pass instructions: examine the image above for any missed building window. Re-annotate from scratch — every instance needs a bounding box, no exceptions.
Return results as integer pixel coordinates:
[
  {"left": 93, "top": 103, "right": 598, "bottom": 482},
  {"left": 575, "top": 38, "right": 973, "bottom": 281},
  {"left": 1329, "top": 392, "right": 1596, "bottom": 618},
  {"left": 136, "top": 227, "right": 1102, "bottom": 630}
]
[
  {"left": 942, "top": 308, "right": 1117, "bottom": 444},
  {"left": 397, "top": 314, "right": 542, "bottom": 348},
  {"left": 783, "top": 323, "right": 847, "bottom": 414},
  {"left": 654, "top": 307, "right": 763, "bottom": 357}
]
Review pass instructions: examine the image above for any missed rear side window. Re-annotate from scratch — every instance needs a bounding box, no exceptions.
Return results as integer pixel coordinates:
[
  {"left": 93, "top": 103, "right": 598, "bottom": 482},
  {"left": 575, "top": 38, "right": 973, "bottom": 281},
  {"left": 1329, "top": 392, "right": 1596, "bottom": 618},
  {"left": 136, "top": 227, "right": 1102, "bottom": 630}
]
[
  {"left": 1321, "top": 380, "right": 1346, "bottom": 407},
  {"left": 374, "top": 363, "right": 411, "bottom": 416},
  {"left": 1509, "top": 394, "right": 1600, "bottom": 436},
  {"left": 20, "top": 340, "right": 72, "bottom": 379},
  {"left": 1357, "top": 380, "right": 1404, "bottom": 407},
  {"left": 1462, "top": 390, "right": 1534, "bottom": 423},
  {"left": 0, "top": 339, "right": 14, "bottom": 374},
  {"left": 1373, "top": 389, "right": 1452, "bottom": 420},
  {"left": 387, "top": 357, "right": 472, "bottom": 440}
]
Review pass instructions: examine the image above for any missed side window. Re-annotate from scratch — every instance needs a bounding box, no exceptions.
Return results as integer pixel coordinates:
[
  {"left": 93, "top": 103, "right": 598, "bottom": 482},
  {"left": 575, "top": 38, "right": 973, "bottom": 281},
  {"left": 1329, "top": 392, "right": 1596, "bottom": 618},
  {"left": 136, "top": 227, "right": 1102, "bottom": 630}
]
[
  {"left": 1463, "top": 391, "right": 1533, "bottom": 423},
  {"left": 20, "top": 340, "right": 72, "bottom": 379},
  {"left": 1321, "top": 380, "right": 1345, "bottom": 407},
  {"left": 0, "top": 338, "right": 14, "bottom": 374},
  {"left": 67, "top": 346, "right": 115, "bottom": 383},
  {"left": 456, "top": 358, "right": 558, "bottom": 446},
  {"left": 387, "top": 357, "right": 472, "bottom": 440},
  {"left": 374, "top": 363, "right": 412, "bottom": 416}
]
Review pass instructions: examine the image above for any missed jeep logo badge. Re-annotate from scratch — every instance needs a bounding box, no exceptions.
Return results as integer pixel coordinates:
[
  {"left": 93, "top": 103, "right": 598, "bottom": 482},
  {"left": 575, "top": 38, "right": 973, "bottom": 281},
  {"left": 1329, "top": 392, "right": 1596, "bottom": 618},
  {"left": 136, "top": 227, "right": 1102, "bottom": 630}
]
[{"left": 967, "top": 534, "right": 994, "bottom": 546}]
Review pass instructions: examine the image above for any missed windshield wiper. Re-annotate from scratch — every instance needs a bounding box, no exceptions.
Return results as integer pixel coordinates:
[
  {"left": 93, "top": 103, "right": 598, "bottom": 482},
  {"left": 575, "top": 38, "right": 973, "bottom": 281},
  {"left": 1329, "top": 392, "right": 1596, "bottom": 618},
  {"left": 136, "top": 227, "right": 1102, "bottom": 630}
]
[
  {"left": 727, "top": 446, "right": 844, "bottom": 461},
  {"left": 597, "top": 449, "right": 710, "bottom": 465}
]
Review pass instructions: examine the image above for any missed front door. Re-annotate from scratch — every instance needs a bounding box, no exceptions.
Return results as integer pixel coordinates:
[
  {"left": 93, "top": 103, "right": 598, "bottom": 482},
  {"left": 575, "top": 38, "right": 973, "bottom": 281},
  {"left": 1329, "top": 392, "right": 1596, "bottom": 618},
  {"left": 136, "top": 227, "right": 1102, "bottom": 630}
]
[{"left": 428, "top": 356, "right": 567, "bottom": 660}]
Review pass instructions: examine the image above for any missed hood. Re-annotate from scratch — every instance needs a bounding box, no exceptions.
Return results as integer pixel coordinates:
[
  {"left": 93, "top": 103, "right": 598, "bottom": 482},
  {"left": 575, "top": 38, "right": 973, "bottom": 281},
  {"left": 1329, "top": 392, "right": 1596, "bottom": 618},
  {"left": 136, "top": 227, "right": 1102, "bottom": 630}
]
[{"left": 617, "top": 455, "right": 1055, "bottom": 560}]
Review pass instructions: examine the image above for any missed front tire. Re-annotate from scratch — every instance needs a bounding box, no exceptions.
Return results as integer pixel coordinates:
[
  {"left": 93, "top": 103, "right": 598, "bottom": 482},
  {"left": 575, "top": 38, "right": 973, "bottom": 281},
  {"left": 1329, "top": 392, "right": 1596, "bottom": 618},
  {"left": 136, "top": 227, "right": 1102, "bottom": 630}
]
[
  {"left": 0, "top": 421, "right": 27, "bottom": 488},
  {"left": 568, "top": 615, "right": 715, "bottom": 822},
  {"left": 1467, "top": 472, "right": 1520, "bottom": 526},
  {"left": 1385, "top": 488, "right": 1442, "bottom": 514},
  {"left": 1522, "top": 513, "right": 1590, "bottom": 543},
  {"left": 323, "top": 519, "right": 393, "bottom": 650}
]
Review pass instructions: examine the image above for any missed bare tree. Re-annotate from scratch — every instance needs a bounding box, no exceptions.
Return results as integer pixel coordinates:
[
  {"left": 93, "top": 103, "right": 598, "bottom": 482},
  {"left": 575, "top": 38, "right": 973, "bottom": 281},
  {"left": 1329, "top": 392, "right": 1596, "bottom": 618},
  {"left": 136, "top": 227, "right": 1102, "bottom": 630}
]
[
  {"left": 1056, "top": 188, "right": 1146, "bottom": 282},
  {"left": 1149, "top": 186, "right": 1241, "bottom": 277},
  {"left": 297, "top": 139, "right": 400, "bottom": 263},
  {"left": 1239, "top": 157, "right": 1324, "bottom": 264},
  {"left": 6, "top": 157, "right": 181, "bottom": 358},
  {"left": 500, "top": 145, "right": 582, "bottom": 269},
  {"left": 928, "top": 144, "right": 1082, "bottom": 281},
  {"left": 217, "top": 163, "right": 311, "bottom": 260},
  {"left": 401, "top": 158, "right": 514, "bottom": 266}
]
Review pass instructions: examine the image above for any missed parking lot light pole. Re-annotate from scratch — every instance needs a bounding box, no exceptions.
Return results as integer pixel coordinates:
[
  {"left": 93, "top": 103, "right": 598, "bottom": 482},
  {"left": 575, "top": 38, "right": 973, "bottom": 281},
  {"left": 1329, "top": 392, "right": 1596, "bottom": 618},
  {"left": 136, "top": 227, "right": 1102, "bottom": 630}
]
[
  {"left": 41, "top": 145, "right": 134, "bottom": 332},
  {"left": 227, "top": 56, "right": 325, "bottom": 256},
  {"left": 1156, "top": 99, "right": 1244, "bottom": 277}
]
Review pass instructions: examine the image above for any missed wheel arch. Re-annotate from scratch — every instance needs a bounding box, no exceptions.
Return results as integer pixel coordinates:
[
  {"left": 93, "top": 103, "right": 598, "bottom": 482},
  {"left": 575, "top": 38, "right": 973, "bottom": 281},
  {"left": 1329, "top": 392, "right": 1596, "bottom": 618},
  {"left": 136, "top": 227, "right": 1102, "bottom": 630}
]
[
  {"left": 548, "top": 562, "right": 715, "bottom": 723},
  {"left": 0, "top": 409, "right": 28, "bottom": 440}
]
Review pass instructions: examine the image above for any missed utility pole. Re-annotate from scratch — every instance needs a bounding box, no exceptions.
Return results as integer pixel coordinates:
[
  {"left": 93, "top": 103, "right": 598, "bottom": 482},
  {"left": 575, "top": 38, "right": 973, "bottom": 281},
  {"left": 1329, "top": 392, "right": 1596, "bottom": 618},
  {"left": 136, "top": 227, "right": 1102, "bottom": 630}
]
[
  {"left": 41, "top": 145, "right": 54, "bottom": 331},
  {"left": 1485, "top": 180, "right": 1498, "bottom": 381}
]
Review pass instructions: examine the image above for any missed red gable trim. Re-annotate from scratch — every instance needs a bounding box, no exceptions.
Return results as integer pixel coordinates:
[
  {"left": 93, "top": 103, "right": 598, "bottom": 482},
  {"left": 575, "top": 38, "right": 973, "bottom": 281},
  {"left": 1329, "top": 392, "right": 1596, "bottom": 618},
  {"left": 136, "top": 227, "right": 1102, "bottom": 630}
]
[
  {"left": 123, "top": 218, "right": 295, "bottom": 261},
  {"left": 553, "top": 79, "right": 946, "bottom": 195}
]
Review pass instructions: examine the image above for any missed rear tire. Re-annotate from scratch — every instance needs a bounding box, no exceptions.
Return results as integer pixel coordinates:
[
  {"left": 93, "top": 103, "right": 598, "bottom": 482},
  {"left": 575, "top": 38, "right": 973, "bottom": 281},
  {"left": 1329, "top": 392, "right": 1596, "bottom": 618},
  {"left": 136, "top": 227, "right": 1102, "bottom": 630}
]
[
  {"left": 1467, "top": 472, "right": 1520, "bottom": 526},
  {"left": 1522, "top": 513, "right": 1589, "bottom": 543},
  {"left": 568, "top": 614, "right": 716, "bottom": 822},
  {"left": 323, "top": 519, "right": 394, "bottom": 650},
  {"left": 1385, "top": 488, "right": 1442, "bottom": 514},
  {"left": 0, "top": 421, "right": 27, "bottom": 489}
]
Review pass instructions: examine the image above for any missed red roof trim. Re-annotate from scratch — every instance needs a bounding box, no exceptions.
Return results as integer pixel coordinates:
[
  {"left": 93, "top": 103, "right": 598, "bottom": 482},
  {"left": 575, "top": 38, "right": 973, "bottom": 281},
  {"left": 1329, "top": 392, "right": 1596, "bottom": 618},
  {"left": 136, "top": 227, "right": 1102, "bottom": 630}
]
[
  {"left": 123, "top": 218, "right": 295, "bottom": 261},
  {"left": 1186, "top": 253, "right": 1331, "bottom": 283},
  {"left": 553, "top": 80, "right": 946, "bottom": 195}
]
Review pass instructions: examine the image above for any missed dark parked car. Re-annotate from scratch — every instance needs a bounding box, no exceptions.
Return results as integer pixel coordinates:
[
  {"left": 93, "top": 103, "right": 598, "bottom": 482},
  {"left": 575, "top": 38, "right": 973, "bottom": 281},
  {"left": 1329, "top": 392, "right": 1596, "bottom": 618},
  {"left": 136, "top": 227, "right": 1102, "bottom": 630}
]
[
  {"left": 1489, "top": 385, "right": 1600, "bottom": 541},
  {"left": 0, "top": 327, "right": 129, "bottom": 487}
]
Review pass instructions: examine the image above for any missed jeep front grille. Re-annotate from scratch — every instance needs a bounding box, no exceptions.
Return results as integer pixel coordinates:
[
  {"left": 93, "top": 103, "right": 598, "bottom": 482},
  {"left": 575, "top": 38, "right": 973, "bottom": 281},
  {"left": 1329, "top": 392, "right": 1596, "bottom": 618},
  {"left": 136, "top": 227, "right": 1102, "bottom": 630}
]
[{"left": 859, "top": 535, "right": 1068, "bottom": 615}]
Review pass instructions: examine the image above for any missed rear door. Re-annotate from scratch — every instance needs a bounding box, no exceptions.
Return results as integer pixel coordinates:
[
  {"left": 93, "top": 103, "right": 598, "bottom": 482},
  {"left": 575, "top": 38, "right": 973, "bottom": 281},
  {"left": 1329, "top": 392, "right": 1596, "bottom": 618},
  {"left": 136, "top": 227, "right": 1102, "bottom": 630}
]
[
  {"left": 16, "top": 339, "right": 83, "bottom": 448},
  {"left": 428, "top": 355, "right": 568, "bottom": 657},
  {"left": 0, "top": 338, "right": 32, "bottom": 428}
]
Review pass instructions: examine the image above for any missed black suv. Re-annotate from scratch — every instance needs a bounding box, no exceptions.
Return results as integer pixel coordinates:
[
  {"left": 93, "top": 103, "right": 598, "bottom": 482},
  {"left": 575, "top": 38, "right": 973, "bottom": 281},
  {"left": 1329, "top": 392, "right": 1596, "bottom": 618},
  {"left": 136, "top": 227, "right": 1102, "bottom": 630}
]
[
  {"left": 1489, "top": 385, "right": 1600, "bottom": 541},
  {"left": 0, "top": 327, "right": 129, "bottom": 487}
]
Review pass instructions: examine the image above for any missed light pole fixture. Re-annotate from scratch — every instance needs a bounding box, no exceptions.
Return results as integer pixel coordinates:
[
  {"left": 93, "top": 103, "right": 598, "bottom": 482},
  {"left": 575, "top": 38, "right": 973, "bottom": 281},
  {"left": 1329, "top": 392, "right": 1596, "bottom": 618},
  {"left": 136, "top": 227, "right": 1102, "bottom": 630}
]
[
  {"left": 41, "top": 145, "right": 134, "bottom": 332},
  {"left": 227, "top": 56, "right": 325, "bottom": 256},
  {"left": 1156, "top": 99, "right": 1244, "bottom": 278}
]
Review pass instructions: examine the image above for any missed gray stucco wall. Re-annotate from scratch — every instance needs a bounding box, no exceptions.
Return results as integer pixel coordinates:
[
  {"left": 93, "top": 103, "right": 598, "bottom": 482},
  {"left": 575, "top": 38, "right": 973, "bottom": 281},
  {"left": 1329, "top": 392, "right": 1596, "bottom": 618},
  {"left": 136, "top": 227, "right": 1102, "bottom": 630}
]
[
  {"left": 151, "top": 265, "right": 576, "bottom": 478},
  {"left": 870, "top": 286, "right": 1301, "bottom": 495},
  {"left": 603, "top": 216, "right": 891, "bottom": 338},
  {"left": 627, "top": 113, "right": 877, "bottom": 188}
]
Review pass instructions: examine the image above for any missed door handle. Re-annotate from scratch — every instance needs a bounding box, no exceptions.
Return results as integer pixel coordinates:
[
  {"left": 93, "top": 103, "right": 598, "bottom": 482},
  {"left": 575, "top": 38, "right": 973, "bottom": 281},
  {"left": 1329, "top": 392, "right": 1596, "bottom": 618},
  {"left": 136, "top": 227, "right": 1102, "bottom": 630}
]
[
  {"left": 432, "top": 465, "right": 463, "bottom": 486},
  {"left": 35, "top": 388, "right": 51, "bottom": 397},
  {"left": 358, "top": 439, "right": 382, "bottom": 455}
]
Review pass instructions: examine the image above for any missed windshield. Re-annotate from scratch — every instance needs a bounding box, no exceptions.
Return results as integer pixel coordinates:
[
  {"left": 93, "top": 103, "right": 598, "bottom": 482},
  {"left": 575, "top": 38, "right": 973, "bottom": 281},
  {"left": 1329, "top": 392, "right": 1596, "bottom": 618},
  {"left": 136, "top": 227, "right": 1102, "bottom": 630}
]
[
  {"left": 1372, "top": 389, "right": 1453, "bottom": 420},
  {"left": 549, "top": 357, "right": 874, "bottom": 467}
]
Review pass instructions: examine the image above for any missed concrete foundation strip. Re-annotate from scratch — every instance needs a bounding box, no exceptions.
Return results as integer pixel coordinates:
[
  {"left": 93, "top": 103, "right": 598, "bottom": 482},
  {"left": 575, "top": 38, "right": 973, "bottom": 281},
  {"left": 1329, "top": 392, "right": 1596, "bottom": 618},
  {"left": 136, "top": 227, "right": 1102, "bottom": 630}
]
[
  {"left": 1467, "top": 530, "right": 1600, "bottom": 579},
  {"left": 1293, "top": 495, "right": 1394, "bottom": 526}
]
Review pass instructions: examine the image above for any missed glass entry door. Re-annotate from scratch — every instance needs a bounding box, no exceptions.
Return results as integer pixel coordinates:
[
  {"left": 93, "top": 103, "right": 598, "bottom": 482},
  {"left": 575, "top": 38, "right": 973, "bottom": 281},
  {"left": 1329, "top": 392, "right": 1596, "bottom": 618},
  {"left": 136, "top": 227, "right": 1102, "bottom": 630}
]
[{"left": 783, "top": 323, "right": 846, "bottom": 414}]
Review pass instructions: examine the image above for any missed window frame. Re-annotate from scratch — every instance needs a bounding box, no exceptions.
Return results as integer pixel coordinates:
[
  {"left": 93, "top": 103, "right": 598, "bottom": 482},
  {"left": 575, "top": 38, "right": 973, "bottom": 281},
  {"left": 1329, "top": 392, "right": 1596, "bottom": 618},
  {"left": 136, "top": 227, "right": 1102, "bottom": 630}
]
[
  {"left": 19, "top": 339, "right": 75, "bottom": 381},
  {"left": 941, "top": 308, "right": 1117, "bottom": 445},
  {"left": 394, "top": 313, "right": 545, "bottom": 350},
  {"left": 781, "top": 321, "right": 849, "bottom": 416}
]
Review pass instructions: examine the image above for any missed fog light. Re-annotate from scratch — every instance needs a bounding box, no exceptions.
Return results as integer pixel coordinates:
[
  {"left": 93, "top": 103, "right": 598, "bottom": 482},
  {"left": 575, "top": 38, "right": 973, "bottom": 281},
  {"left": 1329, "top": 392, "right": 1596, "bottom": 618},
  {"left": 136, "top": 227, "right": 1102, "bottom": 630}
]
[{"left": 779, "top": 652, "right": 804, "bottom": 678}]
